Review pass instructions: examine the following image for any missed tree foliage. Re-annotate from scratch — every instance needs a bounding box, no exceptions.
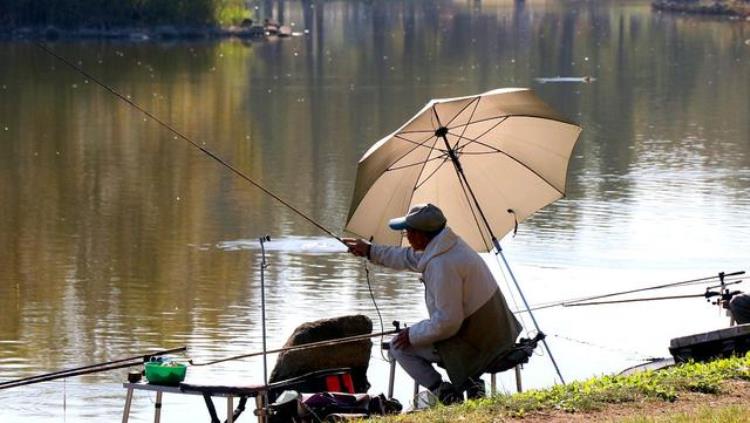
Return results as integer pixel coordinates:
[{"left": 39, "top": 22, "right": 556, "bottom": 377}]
[{"left": 0, "top": 0, "right": 250, "bottom": 27}]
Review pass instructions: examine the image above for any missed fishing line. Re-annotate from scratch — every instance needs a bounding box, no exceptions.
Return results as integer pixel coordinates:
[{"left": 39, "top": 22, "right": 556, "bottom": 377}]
[
  {"left": 189, "top": 330, "right": 398, "bottom": 367},
  {"left": 550, "top": 334, "right": 665, "bottom": 362},
  {"left": 35, "top": 42, "right": 344, "bottom": 246},
  {"left": 36, "top": 43, "right": 392, "bottom": 352},
  {"left": 363, "top": 260, "right": 389, "bottom": 362}
]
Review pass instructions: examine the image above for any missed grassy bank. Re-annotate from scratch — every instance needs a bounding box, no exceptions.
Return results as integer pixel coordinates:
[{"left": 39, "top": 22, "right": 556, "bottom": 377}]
[
  {"left": 0, "top": 0, "right": 252, "bottom": 29},
  {"left": 374, "top": 353, "right": 750, "bottom": 422}
]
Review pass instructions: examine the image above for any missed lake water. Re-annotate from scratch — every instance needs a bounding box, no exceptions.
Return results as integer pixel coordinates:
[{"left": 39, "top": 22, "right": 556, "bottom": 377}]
[{"left": 1, "top": 0, "right": 749, "bottom": 421}]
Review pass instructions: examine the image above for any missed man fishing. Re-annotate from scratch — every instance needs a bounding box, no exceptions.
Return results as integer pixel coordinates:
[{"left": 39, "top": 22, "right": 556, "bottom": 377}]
[{"left": 344, "top": 203, "right": 521, "bottom": 404}]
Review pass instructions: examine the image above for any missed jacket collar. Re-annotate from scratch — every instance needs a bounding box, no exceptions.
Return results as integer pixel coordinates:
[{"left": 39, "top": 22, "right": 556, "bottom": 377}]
[{"left": 417, "top": 227, "right": 458, "bottom": 272}]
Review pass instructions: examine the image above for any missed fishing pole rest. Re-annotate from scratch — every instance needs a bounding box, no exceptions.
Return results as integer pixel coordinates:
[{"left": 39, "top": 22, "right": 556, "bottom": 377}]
[
  {"left": 705, "top": 289, "right": 743, "bottom": 308},
  {"left": 704, "top": 271, "right": 745, "bottom": 309}
]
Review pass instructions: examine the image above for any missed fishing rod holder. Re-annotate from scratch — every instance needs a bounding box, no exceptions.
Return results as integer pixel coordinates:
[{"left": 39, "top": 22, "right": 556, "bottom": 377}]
[
  {"left": 705, "top": 270, "right": 745, "bottom": 309},
  {"left": 705, "top": 289, "right": 743, "bottom": 308},
  {"left": 259, "top": 234, "right": 272, "bottom": 422}
]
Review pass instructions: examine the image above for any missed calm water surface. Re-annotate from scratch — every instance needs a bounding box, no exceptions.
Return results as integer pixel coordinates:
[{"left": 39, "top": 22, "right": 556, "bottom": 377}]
[{"left": 1, "top": 0, "right": 749, "bottom": 421}]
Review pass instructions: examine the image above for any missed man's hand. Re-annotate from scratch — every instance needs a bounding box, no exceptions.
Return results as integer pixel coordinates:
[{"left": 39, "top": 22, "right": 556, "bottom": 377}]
[
  {"left": 343, "top": 238, "right": 371, "bottom": 258},
  {"left": 392, "top": 328, "right": 411, "bottom": 350}
]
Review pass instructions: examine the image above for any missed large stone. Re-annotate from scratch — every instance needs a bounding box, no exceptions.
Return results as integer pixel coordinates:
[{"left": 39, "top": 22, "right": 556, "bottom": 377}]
[{"left": 269, "top": 315, "right": 373, "bottom": 392}]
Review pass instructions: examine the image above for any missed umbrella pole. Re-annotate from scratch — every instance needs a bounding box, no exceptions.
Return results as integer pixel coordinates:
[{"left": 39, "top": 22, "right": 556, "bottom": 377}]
[
  {"left": 437, "top": 129, "right": 566, "bottom": 384},
  {"left": 494, "top": 240, "right": 566, "bottom": 385}
]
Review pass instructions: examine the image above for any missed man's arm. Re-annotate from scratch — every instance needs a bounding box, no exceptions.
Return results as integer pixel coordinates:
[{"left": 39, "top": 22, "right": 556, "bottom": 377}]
[{"left": 343, "top": 238, "right": 421, "bottom": 272}]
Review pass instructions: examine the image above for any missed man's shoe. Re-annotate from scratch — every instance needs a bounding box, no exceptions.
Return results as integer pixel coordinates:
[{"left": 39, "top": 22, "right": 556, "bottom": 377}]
[
  {"left": 431, "top": 381, "right": 462, "bottom": 406},
  {"left": 464, "top": 377, "right": 486, "bottom": 400}
]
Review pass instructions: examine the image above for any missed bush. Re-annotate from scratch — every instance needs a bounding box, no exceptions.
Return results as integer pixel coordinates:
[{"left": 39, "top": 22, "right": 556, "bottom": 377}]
[{"left": 3, "top": 0, "right": 252, "bottom": 28}]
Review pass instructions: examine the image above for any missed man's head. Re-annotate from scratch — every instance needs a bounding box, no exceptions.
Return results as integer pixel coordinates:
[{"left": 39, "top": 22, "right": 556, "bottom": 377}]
[{"left": 388, "top": 203, "right": 446, "bottom": 250}]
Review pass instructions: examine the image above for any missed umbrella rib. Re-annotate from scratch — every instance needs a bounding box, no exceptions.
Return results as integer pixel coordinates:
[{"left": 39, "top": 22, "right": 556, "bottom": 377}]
[
  {"left": 449, "top": 115, "right": 508, "bottom": 147},
  {"left": 444, "top": 97, "right": 481, "bottom": 128},
  {"left": 456, "top": 151, "right": 505, "bottom": 156},
  {"left": 392, "top": 133, "right": 442, "bottom": 151},
  {"left": 455, "top": 114, "right": 579, "bottom": 128},
  {"left": 398, "top": 129, "right": 438, "bottom": 135},
  {"left": 387, "top": 154, "right": 448, "bottom": 172},
  {"left": 448, "top": 131, "right": 503, "bottom": 153},
  {"left": 448, "top": 132, "right": 564, "bottom": 196},
  {"left": 414, "top": 156, "right": 451, "bottom": 191},
  {"left": 452, "top": 96, "right": 482, "bottom": 153},
  {"left": 386, "top": 134, "right": 447, "bottom": 177}
]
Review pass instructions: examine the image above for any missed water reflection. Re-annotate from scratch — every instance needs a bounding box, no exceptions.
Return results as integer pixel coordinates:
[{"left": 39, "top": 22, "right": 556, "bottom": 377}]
[{"left": 1, "top": 0, "right": 749, "bottom": 421}]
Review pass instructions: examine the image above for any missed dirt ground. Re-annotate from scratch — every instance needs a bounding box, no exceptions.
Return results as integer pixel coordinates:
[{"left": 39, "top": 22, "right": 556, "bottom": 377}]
[{"left": 513, "top": 381, "right": 750, "bottom": 422}]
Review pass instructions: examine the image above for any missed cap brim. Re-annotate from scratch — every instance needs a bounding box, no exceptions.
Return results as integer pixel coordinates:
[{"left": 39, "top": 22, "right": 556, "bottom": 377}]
[{"left": 388, "top": 217, "right": 409, "bottom": 231}]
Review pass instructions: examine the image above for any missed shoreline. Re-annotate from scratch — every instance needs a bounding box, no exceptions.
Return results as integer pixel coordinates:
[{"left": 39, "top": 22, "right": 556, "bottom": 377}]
[
  {"left": 371, "top": 354, "right": 750, "bottom": 422},
  {"left": 652, "top": 0, "right": 750, "bottom": 18},
  {"left": 0, "top": 24, "right": 300, "bottom": 42}
]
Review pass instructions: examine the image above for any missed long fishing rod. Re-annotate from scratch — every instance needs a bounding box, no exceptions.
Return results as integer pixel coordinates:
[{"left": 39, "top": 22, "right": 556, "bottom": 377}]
[
  {"left": 0, "top": 346, "right": 186, "bottom": 391},
  {"left": 35, "top": 42, "right": 344, "bottom": 245},
  {"left": 36, "top": 44, "right": 398, "bottom": 378},
  {"left": 189, "top": 329, "right": 399, "bottom": 367},
  {"left": 514, "top": 271, "right": 745, "bottom": 314},
  {"left": 565, "top": 278, "right": 746, "bottom": 308},
  {"left": 564, "top": 294, "right": 705, "bottom": 307},
  {"left": 1, "top": 361, "right": 143, "bottom": 391}
]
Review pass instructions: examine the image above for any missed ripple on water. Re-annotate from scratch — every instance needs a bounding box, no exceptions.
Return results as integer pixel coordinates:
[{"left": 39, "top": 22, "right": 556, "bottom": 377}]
[{"left": 216, "top": 236, "right": 347, "bottom": 254}]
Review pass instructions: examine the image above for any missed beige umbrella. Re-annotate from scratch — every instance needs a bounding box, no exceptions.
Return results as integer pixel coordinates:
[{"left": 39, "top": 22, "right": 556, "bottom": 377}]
[
  {"left": 345, "top": 87, "right": 582, "bottom": 251},
  {"left": 344, "top": 87, "right": 582, "bottom": 384}
]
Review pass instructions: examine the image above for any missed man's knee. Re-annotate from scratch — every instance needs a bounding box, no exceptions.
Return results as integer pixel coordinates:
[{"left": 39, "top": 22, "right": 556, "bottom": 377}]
[{"left": 388, "top": 338, "right": 405, "bottom": 362}]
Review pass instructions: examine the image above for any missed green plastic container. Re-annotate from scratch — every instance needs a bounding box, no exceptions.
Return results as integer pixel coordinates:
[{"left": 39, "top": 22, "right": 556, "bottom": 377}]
[{"left": 144, "top": 362, "right": 187, "bottom": 386}]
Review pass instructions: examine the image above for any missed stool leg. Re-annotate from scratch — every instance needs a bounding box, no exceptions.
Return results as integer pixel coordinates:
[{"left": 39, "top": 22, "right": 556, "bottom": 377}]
[
  {"left": 387, "top": 357, "right": 396, "bottom": 399},
  {"left": 154, "top": 391, "right": 163, "bottom": 423},
  {"left": 490, "top": 374, "right": 496, "bottom": 396},
  {"left": 515, "top": 365, "right": 523, "bottom": 393},
  {"left": 122, "top": 388, "right": 134, "bottom": 423},
  {"left": 227, "top": 397, "right": 234, "bottom": 423},
  {"left": 255, "top": 394, "right": 267, "bottom": 423}
]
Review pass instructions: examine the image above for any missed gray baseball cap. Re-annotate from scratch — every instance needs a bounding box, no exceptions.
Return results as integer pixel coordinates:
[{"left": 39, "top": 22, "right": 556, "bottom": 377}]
[{"left": 388, "top": 203, "right": 447, "bottom": 232}]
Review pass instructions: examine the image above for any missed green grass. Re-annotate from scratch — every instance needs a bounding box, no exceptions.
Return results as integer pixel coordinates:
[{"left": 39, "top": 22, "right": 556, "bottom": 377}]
[{"left": 370, "top": 353, "right": 750, "bottom": 422}]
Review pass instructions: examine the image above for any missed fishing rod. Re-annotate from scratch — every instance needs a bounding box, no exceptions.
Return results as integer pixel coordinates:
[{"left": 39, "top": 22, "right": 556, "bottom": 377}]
[
  {"left": 514, "top": 271, "right": 745, "bottom": 314},
  {"left": 36, "top": 43, "right": 398, "bottom": 378},
  {"left": 35, "top": 42, "right": 345, "bottom": 246},
  {"left": 0, "top": 346, "right": 186, "bottom": 391},
  {"left": 564, "top": 294, "right": 706, "bottom": 307},
  {"left": 565, "top": 275, "right": 746, "bottom": 308},
  {"left": 189, "top": 329, "right": 399, "bottom": 367}
]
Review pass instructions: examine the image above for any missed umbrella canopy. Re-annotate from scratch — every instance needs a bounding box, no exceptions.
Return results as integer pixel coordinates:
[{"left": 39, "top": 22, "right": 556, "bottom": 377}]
[{"left": 345, "top": 88, "right": 582, "bottom": 251}]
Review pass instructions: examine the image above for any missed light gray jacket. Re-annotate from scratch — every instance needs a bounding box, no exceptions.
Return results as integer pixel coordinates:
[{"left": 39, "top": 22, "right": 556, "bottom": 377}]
[{"left": 370, "top": 227, "right": 521, "bottom": 384}]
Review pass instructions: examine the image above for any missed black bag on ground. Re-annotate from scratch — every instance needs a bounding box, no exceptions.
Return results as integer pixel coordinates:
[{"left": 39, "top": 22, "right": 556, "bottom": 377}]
[{"left": 268, "top": 391, "right": 402, "bottom": 423}]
